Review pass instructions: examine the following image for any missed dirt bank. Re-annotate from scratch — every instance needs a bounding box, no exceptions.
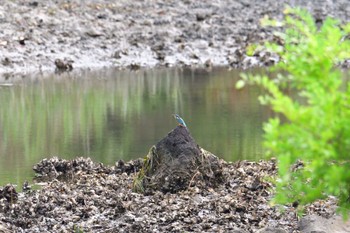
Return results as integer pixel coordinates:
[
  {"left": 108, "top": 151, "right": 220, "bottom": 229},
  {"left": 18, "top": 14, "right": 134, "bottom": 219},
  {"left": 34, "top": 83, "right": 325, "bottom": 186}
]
[{"left": 0, "top": 0, "right": 349, "bottom": 76}]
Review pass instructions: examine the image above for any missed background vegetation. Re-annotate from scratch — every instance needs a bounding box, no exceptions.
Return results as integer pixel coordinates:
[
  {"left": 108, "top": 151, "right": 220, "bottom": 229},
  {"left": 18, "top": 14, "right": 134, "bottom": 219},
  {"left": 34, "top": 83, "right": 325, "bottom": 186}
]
[{"left": 239, "top": 7, "right": 350, "bottom": 216}]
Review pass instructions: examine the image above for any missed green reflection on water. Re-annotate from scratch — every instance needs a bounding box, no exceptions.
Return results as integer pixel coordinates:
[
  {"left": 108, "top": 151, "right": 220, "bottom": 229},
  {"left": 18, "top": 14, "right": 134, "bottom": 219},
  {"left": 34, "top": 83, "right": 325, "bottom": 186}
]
[{"left": 0, "top": 68, "right": 268, "bottom": 186}]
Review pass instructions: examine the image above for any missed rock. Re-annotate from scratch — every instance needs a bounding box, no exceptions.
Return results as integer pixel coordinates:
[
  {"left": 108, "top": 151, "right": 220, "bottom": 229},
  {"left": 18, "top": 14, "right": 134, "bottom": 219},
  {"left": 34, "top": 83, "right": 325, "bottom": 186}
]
[
  {"left": 85, "top": 28, "right": 103, "bottom": 38},
  {"left": 128, "top": 63, "right": 141, "bottom": 70},
  {"left": 33, "top": 157, "right": 109, "bottom": 182},
  {"left": 28, "top": 1, "right": 39, "bottom": 7},
  {"left": 299, "top": 214, "right": 350, "bottom": 233},
  {"left": 151, "top": 42, "right": 165, "bottom": 52},
  {"left": 0, "top": 40, "right": 7, "bottom": 46},
  {"left": 196, "top": 13, "right": 208, "bottom": 22},
  {"left": 0, "top": 184, "right": 18, "bottom": 203},
  {"left": 155, "top": 51, "right": 166, "bottom": 61},
  {"left": 113, "top": 49, "right": 128, "bottom": 59},
  {"left": 204, "top": 59, "right": 212, "bottom": 68},
  {"left": 231, "top": 229, "right": 249, "bottom": 233},
  {"left": 133, "top": 125, "right": 224, "bottom": 193},
  {"left": 54, "top": 58, "right": 73, "bottom": 72},
  {"left": 22, "top": 181, "right": 31, "bottom": 192},
  {"left": 0, "top": 224, "right": 11, "bottom": 233},
  {"left": 1, "top": 58, "right": 11, "bottom": 66},
  {"left": 114, "top": 159, "right": 143, "bottom": 174},
  {"left": 256, "top": 227, "right": 288, "bottom": 233},
  {"left": 18, "top": 36, "right": 26, "bottom": 46}
]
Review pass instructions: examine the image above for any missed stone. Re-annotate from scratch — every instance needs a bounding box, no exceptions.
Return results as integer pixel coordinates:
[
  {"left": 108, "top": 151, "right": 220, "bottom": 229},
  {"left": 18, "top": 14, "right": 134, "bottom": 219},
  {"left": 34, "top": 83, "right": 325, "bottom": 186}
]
[
  {"left": 133, "top": 125, "right": 224, "bottom": 193},
  {"left": 256, "top": 227, "right": 288, "bottom": 233},
  {"left": 299, "top": 214, "right": 350, "bottom": 233}
]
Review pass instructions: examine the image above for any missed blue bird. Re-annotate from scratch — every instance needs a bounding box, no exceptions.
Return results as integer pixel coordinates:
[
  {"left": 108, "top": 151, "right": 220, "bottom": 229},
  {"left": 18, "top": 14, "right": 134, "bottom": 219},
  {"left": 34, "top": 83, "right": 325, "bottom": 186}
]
[{"left": 173, "top": 114, "right": 187, "bottom": 127}]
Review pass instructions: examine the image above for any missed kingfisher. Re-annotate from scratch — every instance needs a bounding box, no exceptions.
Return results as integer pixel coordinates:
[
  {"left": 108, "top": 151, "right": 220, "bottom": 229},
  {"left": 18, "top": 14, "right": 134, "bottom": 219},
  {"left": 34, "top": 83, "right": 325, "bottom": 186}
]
[{"left": 173, "top": 114, "right": 187, "bottom": 127}]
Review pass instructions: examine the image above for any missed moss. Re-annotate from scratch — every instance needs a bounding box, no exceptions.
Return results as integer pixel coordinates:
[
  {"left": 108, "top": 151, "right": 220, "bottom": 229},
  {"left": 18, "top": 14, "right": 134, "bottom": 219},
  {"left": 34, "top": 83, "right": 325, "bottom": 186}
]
[{"left": 132, "top": 146, "right": 157, "bottom": 193}]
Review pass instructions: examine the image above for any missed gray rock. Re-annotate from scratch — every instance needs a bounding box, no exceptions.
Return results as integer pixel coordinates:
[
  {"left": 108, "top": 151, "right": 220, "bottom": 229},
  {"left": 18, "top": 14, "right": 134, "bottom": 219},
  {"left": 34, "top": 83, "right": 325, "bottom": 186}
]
[
  {"left": 0, "top": 224, "right": 11, "bottom": 233},
  {"left": 299, "top": 214, "right": 350, "bottom": 233},
  {"left": 256, "top": 227, "right": 288, "bottom": 233}
]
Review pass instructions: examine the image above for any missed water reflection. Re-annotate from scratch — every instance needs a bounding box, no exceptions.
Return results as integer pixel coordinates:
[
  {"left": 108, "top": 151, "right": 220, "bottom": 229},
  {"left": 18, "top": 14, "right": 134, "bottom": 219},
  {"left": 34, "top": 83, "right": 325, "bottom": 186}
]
[{"left": 0, "top": 68, "right": 268, "bottom": 186}]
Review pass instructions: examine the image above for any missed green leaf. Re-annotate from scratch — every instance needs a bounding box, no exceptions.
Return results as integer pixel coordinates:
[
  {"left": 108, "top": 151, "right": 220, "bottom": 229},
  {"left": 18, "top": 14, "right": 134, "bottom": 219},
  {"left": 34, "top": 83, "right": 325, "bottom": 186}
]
[
  {"left": 238, "top": 6, "right": 350, "bottom": 218},
  {"left": 235, "top": 80, "right": 246, "bottom": 90}
]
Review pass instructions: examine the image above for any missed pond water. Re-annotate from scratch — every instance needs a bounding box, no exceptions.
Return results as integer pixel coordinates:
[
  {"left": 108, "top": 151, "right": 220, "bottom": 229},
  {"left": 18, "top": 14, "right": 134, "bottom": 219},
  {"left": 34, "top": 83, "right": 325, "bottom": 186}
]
[{"left": 0, "top": 68, "right": 270, "bottom": 186}]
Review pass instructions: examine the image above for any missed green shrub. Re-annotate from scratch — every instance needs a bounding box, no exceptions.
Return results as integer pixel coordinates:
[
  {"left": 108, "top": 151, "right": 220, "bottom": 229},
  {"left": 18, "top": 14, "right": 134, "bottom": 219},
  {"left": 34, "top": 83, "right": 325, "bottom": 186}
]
[{"left": 238, "top": 7, "right": 350, "bottom": 216}]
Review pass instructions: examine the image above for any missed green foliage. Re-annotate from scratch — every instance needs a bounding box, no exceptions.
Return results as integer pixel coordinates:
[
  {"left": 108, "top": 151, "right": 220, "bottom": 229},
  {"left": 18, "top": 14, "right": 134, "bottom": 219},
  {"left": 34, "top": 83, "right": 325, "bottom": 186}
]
[
  {"left": 240, "top": 7, "right": 350, "bottom": 215},
  {"left": 246, "top": 44, "right": 259, "bottom": 56},
  {"left": 132, "top": 148, "right": 153, "bottom": 193},
  {"left": 133, "top": 146, "right": 158, "bottom": 193}
]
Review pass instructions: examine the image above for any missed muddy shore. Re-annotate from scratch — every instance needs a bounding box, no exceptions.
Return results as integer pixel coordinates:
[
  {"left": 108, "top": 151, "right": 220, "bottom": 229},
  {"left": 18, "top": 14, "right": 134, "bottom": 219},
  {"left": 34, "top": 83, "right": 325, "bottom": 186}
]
[
  {"left": 0, "top": 157, "right": 345, "bottom": 233},
  {"left": 1, "top": 0, "right": 349, "bottom": 76}
]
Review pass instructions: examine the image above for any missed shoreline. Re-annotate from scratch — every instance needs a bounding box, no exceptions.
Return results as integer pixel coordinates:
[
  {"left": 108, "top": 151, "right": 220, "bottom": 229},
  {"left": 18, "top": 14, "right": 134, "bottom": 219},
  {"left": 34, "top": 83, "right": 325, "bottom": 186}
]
[{"left": 1, "top": 0, "right": 349, "bottom": 76}]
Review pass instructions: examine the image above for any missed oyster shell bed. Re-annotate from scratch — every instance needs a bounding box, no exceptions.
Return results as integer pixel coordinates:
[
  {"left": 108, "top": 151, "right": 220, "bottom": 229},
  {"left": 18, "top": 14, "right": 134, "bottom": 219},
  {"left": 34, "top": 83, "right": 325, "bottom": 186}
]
[
  {"left": 1, "top": 0, "right": 350, "bottom": 76},
  {"left": 0, "top": 157, "right": 338, "bottom": 232}
]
